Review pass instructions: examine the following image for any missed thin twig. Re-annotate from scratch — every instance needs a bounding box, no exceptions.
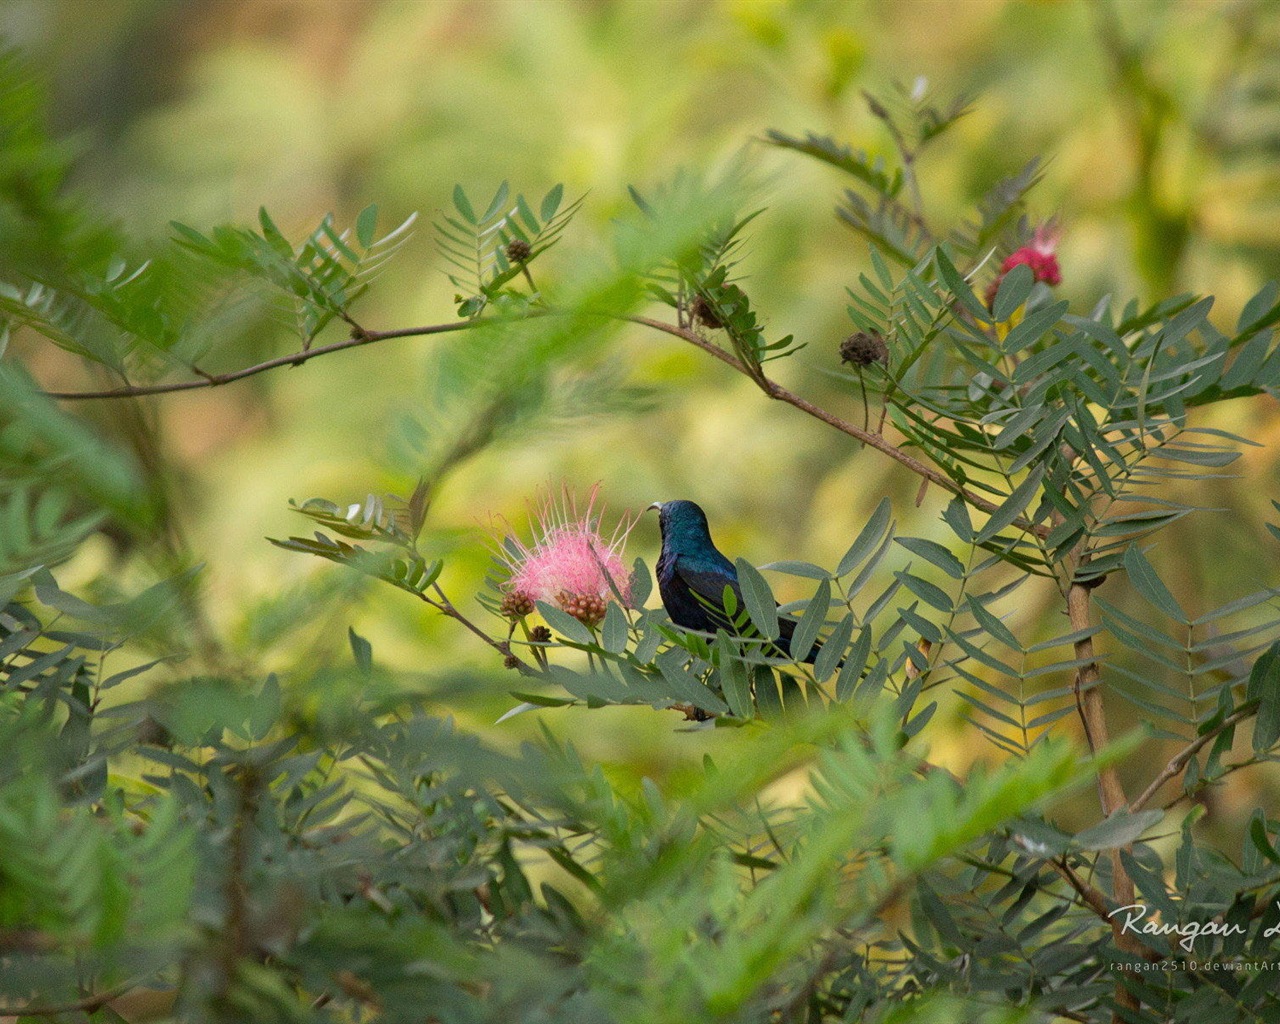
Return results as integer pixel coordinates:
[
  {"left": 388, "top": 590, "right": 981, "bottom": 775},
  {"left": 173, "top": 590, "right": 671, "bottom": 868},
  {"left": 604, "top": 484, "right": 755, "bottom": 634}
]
[
  {"left": 423, "top": 582, "right": 534, "bottom": 674},
  {"left": 44, "top": 320, "right": 476, "bottom": 400},
  {"left": 1069, "top": 583, "right": 1128, "bottom": 819},
  {"left": 626, "top": 314, "right": 1051, "bottom": 539},
  {"left": 1128, "top": 704, "right": 1257, "bottom": 814},
  {"left": 1045, "top": 856, "right": 1162, "bottom": 963},
  {"left": 0, "top": 980, "right": 138, "bottom": 1016}
]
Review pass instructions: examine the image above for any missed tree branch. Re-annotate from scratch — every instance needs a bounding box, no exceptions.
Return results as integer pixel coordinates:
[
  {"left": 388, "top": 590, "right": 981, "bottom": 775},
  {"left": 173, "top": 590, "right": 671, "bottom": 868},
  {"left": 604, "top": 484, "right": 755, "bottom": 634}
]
[
  {"left": 419, "top": 582, "right": 535, "bottom": 674},
  {"left": 41, "top": 307, "right": 1050, "bottom": 540},
  {"left": 44, "top": 320, "right": 476, "bottom": 400},
  {"left": 0, "top": 981, "right": 137, "bottom": 1017},
  {"left": 1128, "top": 703, "right": 1257, "bottom": 814},
  {"left": 626, "top": 314, "right": 1051, "bottom": 539},
  {"left": 1067, "top": 578, "right": 1141, "bottom": 1020},
  {"left": 1044, "top": 856, "right": 1162, "bottom": 963}
]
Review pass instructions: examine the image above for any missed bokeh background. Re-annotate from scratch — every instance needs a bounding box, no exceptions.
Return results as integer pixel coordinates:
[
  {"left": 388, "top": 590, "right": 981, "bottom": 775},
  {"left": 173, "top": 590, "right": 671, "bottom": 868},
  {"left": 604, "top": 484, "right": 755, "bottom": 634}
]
[{"left": 5, "top": 0, "right": 1280, "bottom": 809}]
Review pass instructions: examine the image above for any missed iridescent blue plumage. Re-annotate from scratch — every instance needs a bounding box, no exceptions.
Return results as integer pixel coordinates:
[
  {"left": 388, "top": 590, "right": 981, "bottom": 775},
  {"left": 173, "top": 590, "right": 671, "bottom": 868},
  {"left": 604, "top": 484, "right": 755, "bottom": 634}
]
[{"left": 650, "top": 499, "right": 817, "bottom": 663}]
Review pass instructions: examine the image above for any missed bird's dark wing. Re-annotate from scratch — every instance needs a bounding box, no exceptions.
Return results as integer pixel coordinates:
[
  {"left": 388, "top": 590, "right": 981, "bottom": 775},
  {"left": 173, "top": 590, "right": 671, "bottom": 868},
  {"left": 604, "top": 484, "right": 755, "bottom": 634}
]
[
  {"left": 673, "top": 559, "right": 743, "bottom": 630},
  {"left": 670, "top": 555, "right": 816, "bottom": 664}
]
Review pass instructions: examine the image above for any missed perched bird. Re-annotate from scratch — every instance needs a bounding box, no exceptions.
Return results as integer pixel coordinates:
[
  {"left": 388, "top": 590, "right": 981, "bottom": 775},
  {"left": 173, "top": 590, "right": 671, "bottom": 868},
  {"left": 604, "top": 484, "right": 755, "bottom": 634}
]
[{"left": 649, "top": 499, "right": 818, "bottom": 663}]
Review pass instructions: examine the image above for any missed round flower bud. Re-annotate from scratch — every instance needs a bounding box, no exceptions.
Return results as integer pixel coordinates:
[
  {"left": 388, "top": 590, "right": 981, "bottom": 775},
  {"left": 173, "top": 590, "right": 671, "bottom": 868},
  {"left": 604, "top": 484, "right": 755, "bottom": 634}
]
[
  {"left": 530, "top": 625, "right": 553, "bottom": 643},
  {"left": 500, "top": 591, "right": 535, "bottom": 619},
  {"left": 505, "top": 238, "right": 532, "bottom": 263},
  {"left": 557, "top": 590, "right": 608, "bottom": 627}
]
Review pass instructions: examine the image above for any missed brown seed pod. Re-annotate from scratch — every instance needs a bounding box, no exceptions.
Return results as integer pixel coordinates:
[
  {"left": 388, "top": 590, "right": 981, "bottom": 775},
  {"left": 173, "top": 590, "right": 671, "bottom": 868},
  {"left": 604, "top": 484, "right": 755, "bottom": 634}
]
[
  {"left": 690, "top": 294, "right": 724, "bottom": 329},
  {"left": 840, "top": 331, "right": 889, "bottom": 367}
]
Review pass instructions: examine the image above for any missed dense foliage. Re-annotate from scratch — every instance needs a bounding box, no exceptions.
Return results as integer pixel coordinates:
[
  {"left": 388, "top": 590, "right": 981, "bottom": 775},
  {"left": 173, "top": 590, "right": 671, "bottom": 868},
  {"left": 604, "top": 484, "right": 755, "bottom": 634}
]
[{"left": 3, "top": 8, "right": 1280, "bottom": 1023}]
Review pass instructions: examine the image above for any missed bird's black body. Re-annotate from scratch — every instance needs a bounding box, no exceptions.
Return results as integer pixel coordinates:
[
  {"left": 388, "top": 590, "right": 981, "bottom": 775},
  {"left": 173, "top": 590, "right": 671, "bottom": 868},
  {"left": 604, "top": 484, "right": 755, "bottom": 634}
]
[{"left": 651, "top": 499, "right": 817, "bottom": 663}]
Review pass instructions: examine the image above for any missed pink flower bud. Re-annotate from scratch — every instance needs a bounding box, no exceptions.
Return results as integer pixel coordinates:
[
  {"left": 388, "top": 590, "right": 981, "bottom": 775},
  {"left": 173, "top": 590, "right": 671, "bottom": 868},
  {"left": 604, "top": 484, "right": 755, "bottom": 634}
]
[
  {"left": 497, "top": 485, "right": 634, "bottom": 624},
  {"left": 986, "top": 222, "right": 1062, "bottom": 309}
]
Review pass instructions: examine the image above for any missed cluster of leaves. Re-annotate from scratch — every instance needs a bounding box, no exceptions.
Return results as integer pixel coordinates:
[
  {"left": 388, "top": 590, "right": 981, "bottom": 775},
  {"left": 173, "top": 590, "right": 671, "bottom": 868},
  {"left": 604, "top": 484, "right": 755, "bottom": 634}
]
[
  {"left": 268, "top": 491, "right": 442, "bottom": 599},
  {"left": 1, "top": 554, "right": 1102, "bottom": 1023},
  {"left": 434, "top": 181, "right": 581, "bottom": 317},
  {"left": 173, "top": 205, "right": 417, "bottom": 346},
  {"left": 625, "top": 171, "right": 804, "bottom": 379}
]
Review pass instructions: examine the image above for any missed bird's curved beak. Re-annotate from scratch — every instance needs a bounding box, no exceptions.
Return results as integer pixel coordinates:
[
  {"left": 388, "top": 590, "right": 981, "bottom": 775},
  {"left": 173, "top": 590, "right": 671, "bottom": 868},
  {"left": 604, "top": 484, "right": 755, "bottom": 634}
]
[{"left": 646, "top": 501, "right": 663, "bottom": 513}]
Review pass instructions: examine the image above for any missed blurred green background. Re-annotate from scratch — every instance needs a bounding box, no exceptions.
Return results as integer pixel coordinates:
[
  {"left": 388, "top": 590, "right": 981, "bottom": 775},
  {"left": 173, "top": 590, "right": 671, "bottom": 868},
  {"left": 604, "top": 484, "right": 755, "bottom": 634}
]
[{"left": 5, "top": 0, "right": 1280, "bottom": 800}]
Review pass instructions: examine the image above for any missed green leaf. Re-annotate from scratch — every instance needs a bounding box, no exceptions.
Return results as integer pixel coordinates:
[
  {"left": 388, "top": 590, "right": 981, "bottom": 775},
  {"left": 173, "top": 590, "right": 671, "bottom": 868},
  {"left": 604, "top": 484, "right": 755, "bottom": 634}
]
[
  {"left": 836, "top": 628, "right": 871, "bottom": 701},
  {"left": 248, "top": 674, "right": 281, "bottom": 740},
  {"left": 895, "top": 571, "right": 953, "bottom": 614},
  {"left": 507, "top": 692, "right": 575, "bottom": 709},
  {"left": 942, "top": 497, "right": 974, "bottom": 542},
  {"left": 716, "top": 632, "right": 753, "bottom": 719},
  {"left": 513, "top": 192, "right": 539, "bottom": 234},
  {"left": 760, "top": 560, "right": 831, "bottom": 580},
  {"left": 1002, "top": 299, "right": 1069, "bottom": 356},
  {"left": 1248, "top": 641, "right": 1280, "bottom": 752},
  {"left": 355, "top": 203, "right": 378, "bottom": 248},
  {"left": 814, "top": 613, "right": 853, "bottom": 684},
  {"left": 629, "top": 557, "right": 652, "bottom": 609},
  {"left": 790, "top": 578, "right": 830, "bottom": 662},
  {"left": 1074, "top": 809, "right": 1163, "bottom": 851},
  {"left": 452, "top": 183, "right": 477, "bottom": 224},
  {"left": 934, "top": 247, "right": 989, "bottom": 322},
  {"left": 895, "top": 537, "right": 965, "bottom": 579},
  {"left": 481, "top": 181, "right": 511, "bottom": 223},
  {"left": 964, "top": 596, "right": 1022, "bottom": 652},
  {"left": 535, "top": 601, "right": 595, "bottom": 645},
  {"left": 1123, "top": 545, "right": 1186, "bottom": 623},
  {"left": 541, "top": 183, "right": 564, "bottom": 223},
  {"left": 601, "top": 603, "right": 629, "bottom": 655},
  {"left": 349, "top": 627, "right": 373, "bottom": 673},
  {"left": 974, "top": 464, "right": 1045, "bottom": 544},
  {"left": 656, "top": 648, "right": 730, "bottom": 715},
  {"left": 1249, "top": 811, "right": 1280, "bottom": 866},
  {"left": 258, "top": 206, "right": 292, "bottom": 257},
  {"left": 991, "top": 262, "right": 1033, "bottom": 322},
  {"left": 735, "top": 558, "right": 779, "bottom": 640},
  {"left": 752, "top": 664, "right": 782, "bottom": 717},
  {"left": 837, "top": 497, "right": 893, "bottom": 578}
]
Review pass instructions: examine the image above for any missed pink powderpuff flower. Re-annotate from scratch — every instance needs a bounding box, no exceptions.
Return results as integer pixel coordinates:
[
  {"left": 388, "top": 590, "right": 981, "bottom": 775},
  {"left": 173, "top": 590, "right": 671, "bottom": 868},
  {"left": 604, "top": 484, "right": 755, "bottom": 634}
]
[
  {"left": 497, "top": 485, "right": 634, "bottom": 626},
  {"left": 986, "top": 222, "right": 1062, "bottom": 309}
]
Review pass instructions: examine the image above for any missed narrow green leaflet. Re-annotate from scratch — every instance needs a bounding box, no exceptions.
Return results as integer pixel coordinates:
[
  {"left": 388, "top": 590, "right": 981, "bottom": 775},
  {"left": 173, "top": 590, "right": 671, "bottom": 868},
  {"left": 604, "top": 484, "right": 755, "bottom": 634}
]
[
  {"left": 601, "top": 602, "right": 629, "bottom": 655},
  {"left": 814, "top": 613, "right": 853, "bottom": 683},
  {"left": 1073, "top": 809, "right": 1164, "bottom": 851},
  {"left": 1248, "top": 640, "right": 1280, "bottom": 752},
  {"left": 837, "top": 497, "right": 893, "bottom": 578},
  {"left": 991, "top": 262, "right": 1033, "bottom": 322},
  {"left": 715, "top": 632, "right": 753, "bottom": 719},
  {"left": 895, "top": 537, "right": 965, "bottom": 579},
  {"left": 974, "top": 464, "right": 1046, "bottom": 545},
  {"left": 355, "top": 203, "right": 379, "bottom": 247},
  {"left": 735, "top": 558, "right": 779, "bottom": 640},
  {"left": 934, "top": 248, "right": 989, "bottom": 322},
  {"left": 790, "top": 578, "right": 830, "bottom": 662},
  {"left": 535, "top": 601, "right": 595, "bottom": 646},
  {"left": 1122, "top": 545, "right": 1186, "bottom": 623}
]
